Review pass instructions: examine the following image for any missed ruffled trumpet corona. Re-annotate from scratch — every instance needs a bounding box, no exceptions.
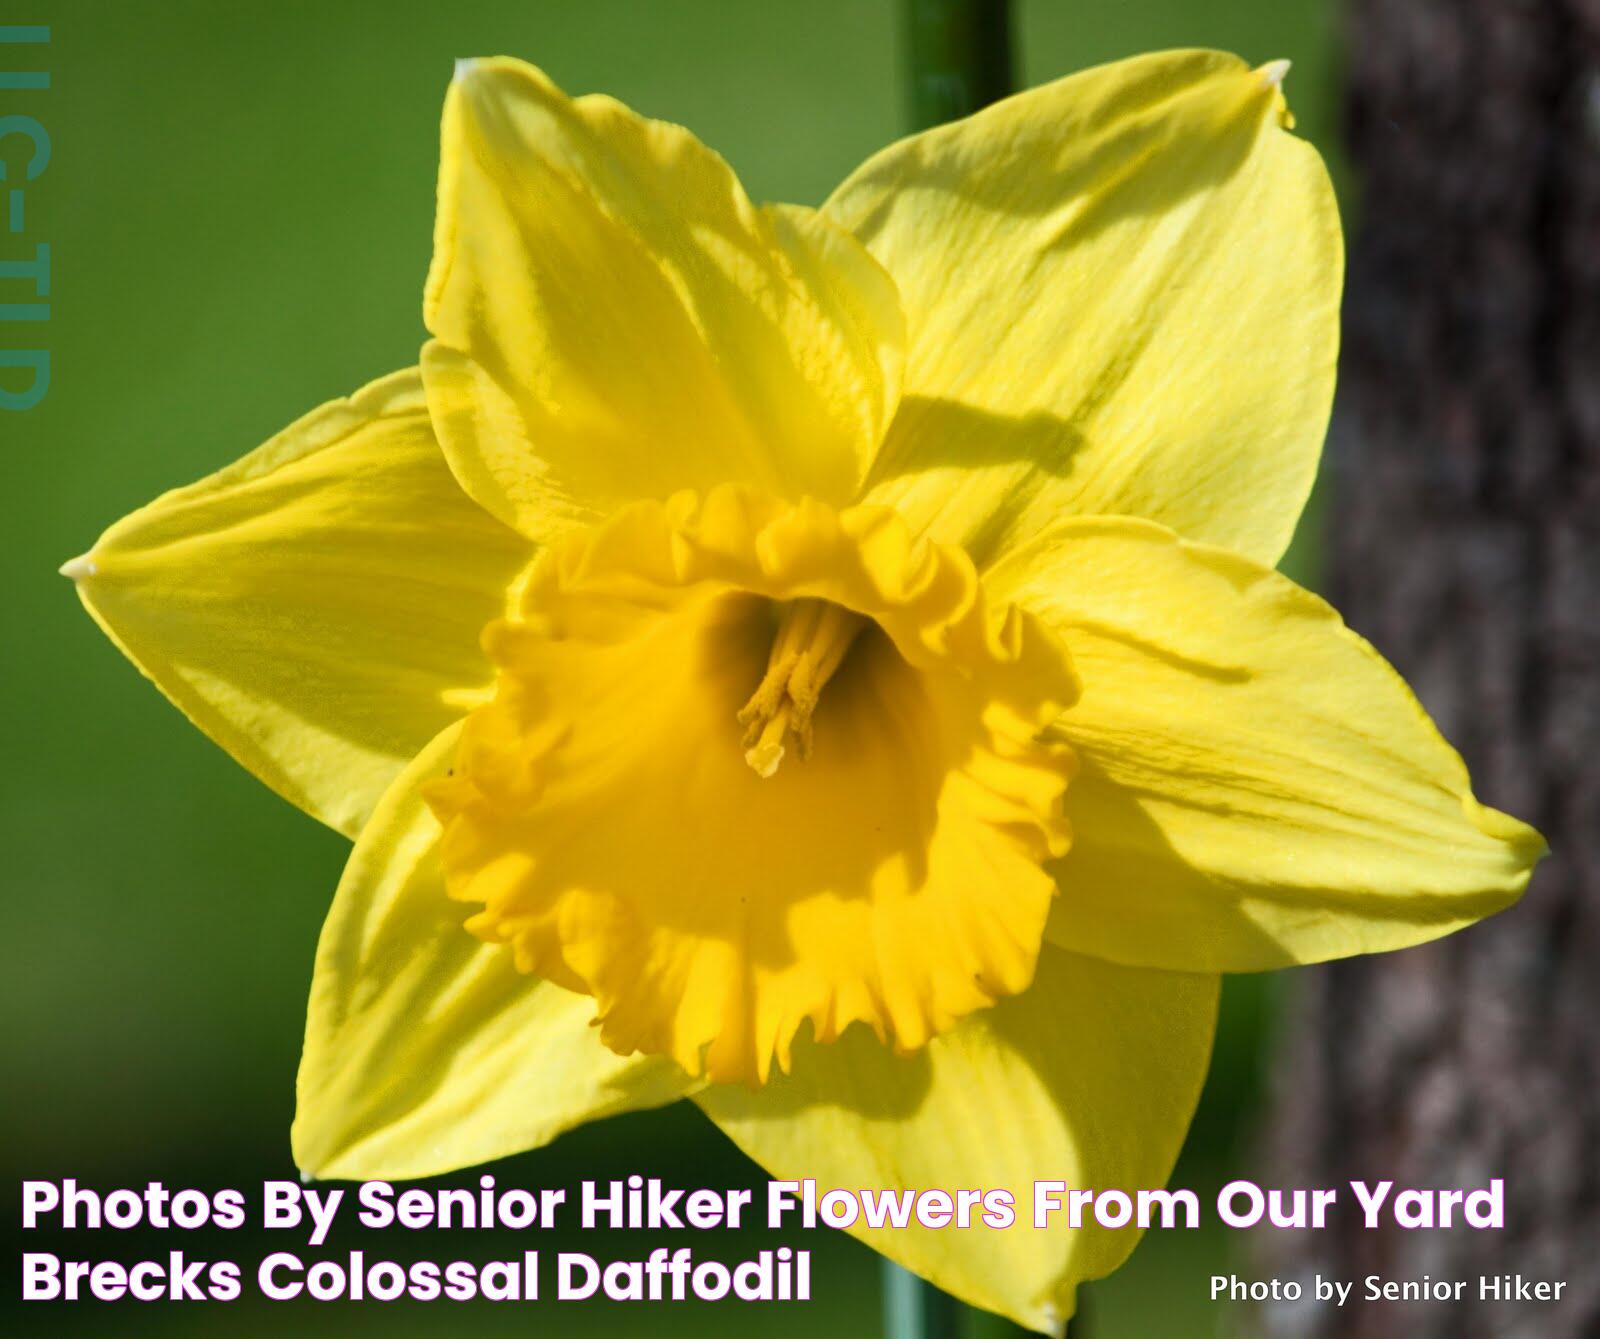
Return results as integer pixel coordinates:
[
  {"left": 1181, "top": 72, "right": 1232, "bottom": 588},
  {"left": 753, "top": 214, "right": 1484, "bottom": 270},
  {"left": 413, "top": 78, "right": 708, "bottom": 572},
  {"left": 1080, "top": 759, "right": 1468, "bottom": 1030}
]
[{"left": 63, "top": 51, "right": 1543, "bottom": 1333}]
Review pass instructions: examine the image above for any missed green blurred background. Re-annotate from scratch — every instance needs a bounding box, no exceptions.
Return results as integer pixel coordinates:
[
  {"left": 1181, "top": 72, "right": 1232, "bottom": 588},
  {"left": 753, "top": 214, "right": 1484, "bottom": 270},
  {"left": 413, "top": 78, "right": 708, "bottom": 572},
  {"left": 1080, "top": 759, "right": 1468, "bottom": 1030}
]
[{"left": 3, "top": 2, "right": 1338, "bottom": 1333}]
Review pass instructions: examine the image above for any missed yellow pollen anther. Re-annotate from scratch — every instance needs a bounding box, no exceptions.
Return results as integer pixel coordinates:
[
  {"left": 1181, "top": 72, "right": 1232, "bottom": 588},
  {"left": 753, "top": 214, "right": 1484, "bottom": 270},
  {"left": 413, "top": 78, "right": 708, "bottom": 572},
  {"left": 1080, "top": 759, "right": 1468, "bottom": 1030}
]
[{"left": 737, "top": 599, "right": 866, "bottom": 777}]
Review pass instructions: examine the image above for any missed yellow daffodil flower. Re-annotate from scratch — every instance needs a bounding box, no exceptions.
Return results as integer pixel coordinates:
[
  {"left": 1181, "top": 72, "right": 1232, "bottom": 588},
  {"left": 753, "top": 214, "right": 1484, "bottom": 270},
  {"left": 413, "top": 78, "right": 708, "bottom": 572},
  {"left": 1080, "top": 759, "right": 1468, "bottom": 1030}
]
[{"left": 63, "top": 50, "right": 1543, "bottom": 1333}]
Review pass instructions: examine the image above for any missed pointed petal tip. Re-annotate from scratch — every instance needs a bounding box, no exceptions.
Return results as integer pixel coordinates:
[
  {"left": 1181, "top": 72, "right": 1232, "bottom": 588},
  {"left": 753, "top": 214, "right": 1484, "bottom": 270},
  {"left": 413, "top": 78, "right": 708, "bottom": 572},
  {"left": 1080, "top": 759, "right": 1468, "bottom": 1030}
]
[
  {"left": 59, "top": 553, "right": 98, "bottom": 582},
  {"left": 1259, "top": 58, "right": 1292, "bottom": 89},
  {"left": 452, "top": 57, "right": 479, "bottom": 85}
]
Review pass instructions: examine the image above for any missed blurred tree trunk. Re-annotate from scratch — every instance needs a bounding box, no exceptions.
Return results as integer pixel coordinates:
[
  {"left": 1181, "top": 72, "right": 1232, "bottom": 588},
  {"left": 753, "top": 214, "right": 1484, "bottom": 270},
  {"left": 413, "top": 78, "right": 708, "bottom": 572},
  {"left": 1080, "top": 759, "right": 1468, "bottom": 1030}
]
[{"left": 1261, "top": 3, "right": 1600, "bottom": 1338}]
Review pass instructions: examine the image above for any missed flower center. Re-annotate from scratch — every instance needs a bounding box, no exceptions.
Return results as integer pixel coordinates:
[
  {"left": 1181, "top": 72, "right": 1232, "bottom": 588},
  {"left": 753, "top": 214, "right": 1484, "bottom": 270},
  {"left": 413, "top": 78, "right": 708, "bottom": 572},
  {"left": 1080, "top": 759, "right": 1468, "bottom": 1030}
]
[
  {"left": 737, "top": 599, "right": 867, "bottom": 777},
  {"left": 426, "top": 486, "right": 1081, "bottom": 1085}
]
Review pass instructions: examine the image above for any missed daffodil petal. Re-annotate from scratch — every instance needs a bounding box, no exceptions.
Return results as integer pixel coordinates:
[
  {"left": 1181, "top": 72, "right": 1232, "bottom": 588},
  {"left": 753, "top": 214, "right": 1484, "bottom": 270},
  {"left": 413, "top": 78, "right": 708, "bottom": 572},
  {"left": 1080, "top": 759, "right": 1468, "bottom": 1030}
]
[
  {"left": 986, "top": 517, "right": 1545, "bottom": 972},
  {"left": 697, "top": 947, "right": 1218, "bottom": 1332},
  {"left": 294, "top": 723, "right": 693, "bottom": 1181},
  {"left": 827, "top": 49, "right": 1341, "bottom": 568},
  {"left": 64, "top": 369, "right": 533, "bottom": 838},
  {"left": 424, "top": 57, "right": 904, "bottom": 539}
]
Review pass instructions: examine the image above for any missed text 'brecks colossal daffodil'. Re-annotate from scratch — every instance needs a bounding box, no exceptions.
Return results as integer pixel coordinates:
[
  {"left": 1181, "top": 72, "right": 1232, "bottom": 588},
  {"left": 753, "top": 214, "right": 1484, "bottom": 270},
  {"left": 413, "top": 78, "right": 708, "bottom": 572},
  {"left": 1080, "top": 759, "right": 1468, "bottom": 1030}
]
[{"left": 63, "top": 51, "right": 1544, "bottom": 1333}]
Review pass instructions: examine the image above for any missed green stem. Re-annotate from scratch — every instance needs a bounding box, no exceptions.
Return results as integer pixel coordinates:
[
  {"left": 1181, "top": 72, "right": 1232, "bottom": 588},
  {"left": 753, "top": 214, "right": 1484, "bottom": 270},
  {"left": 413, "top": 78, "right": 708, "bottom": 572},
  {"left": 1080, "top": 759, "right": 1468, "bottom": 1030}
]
[
  {"left": 903, "top": 0, "right": 1015, "bottom": 129},
  {"left": 883, "top": 1261, "right": 964, "bottom": 1339},
  {"left": 883, "top": 1258, "right": 1090, "bottom": 1338},
  {"left": 885, "top": 5, "right": 1095, "bottom": 1339},
  {"left": 886, "top": 6, "right": 1058, "bottom": 1339},
  {"left": 890, "top": 2, "right": 1093, "bottom": 1336}
]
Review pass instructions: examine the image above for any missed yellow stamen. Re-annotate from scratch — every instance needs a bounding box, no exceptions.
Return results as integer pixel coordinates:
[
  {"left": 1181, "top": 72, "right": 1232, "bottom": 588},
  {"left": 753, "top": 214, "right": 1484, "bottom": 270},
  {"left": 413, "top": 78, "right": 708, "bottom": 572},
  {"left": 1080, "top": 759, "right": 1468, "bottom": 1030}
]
[{"left": 737, "top": 599, "right": 866, "bottom": 776}]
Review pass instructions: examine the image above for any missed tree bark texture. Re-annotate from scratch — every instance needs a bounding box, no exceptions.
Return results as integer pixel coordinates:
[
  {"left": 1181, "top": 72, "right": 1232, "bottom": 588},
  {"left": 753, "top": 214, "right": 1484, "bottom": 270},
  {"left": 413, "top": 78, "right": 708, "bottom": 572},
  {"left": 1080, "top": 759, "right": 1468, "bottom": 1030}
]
[{"left": 1261, "top": 3, "right": 1600, "bottom": 1337}]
